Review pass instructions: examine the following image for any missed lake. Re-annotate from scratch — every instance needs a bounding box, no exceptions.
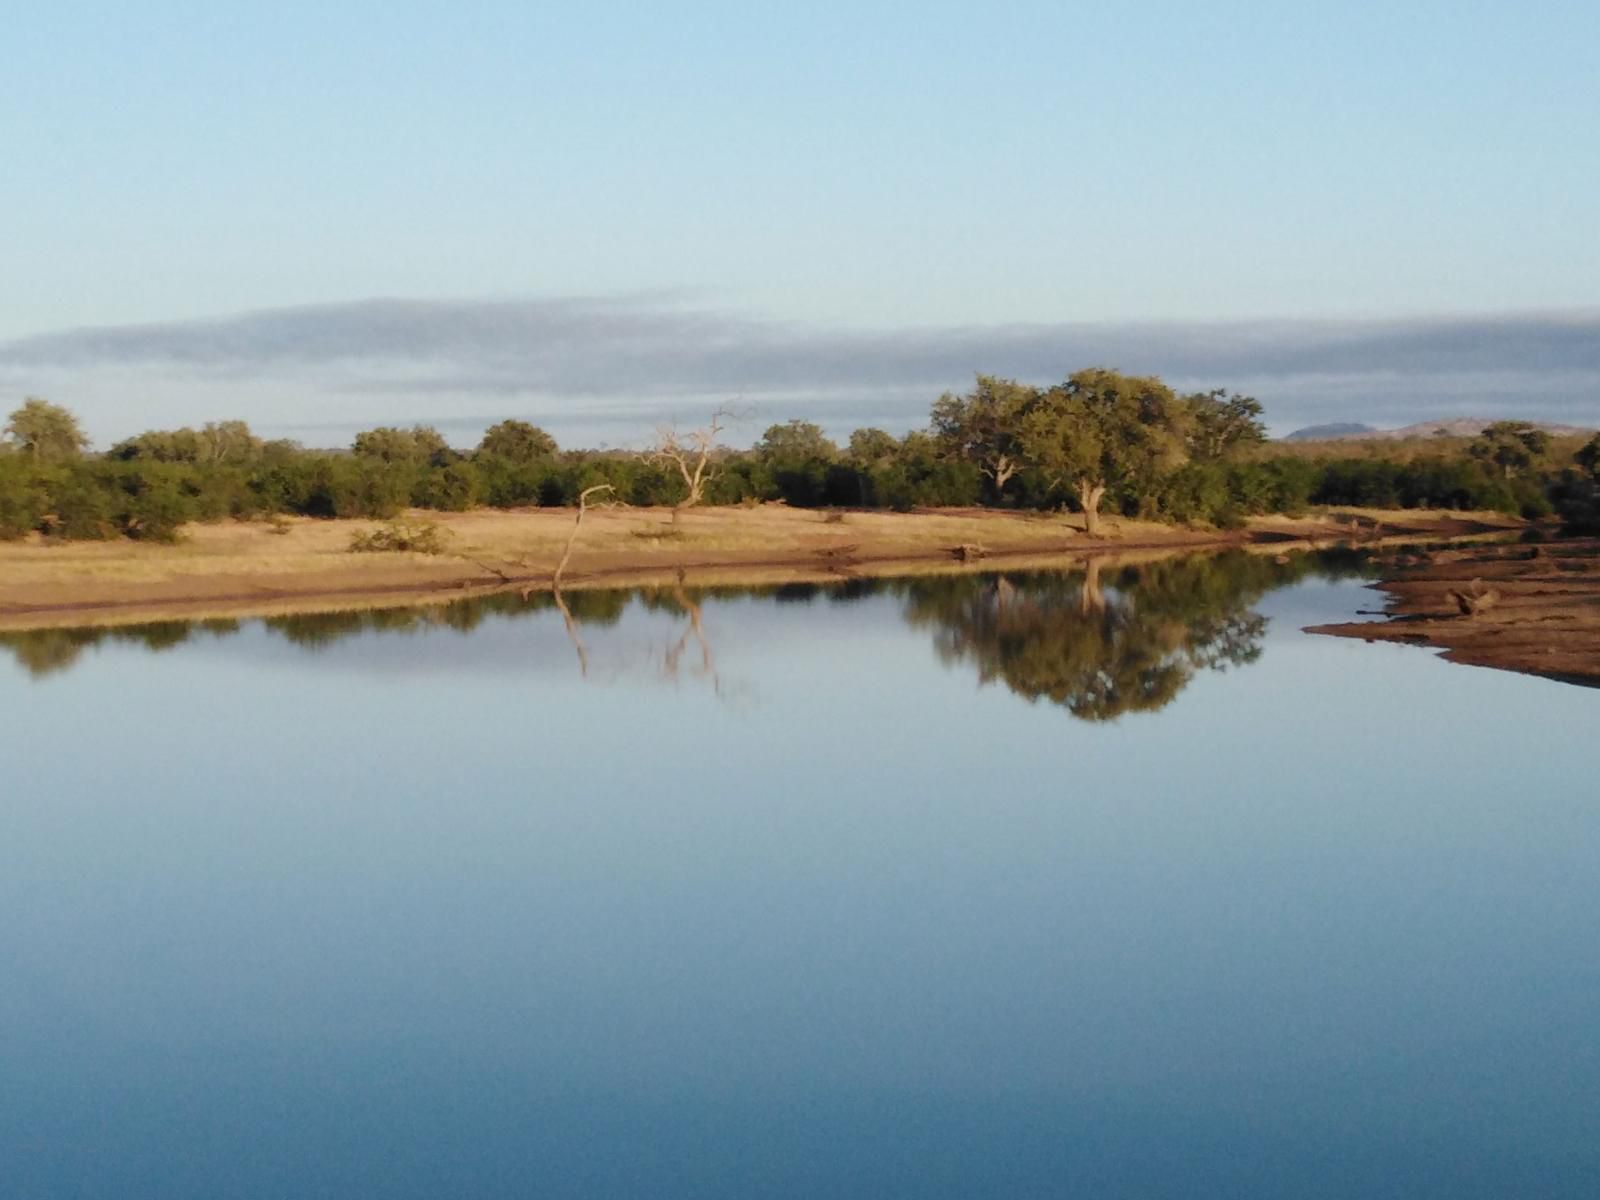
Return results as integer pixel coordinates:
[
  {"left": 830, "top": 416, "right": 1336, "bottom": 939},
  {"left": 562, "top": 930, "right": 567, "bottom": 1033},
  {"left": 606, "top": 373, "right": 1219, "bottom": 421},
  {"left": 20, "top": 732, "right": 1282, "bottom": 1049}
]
[{"left": 3, "top": 551, "right": 1596, "bottom": 1198}]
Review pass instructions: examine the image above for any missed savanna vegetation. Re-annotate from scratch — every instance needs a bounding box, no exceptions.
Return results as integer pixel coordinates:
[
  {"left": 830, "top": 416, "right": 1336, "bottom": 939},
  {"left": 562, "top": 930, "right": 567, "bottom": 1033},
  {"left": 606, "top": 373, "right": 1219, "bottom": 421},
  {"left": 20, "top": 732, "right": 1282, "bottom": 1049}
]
[{"left": 3, "top": 377, "right": 1597, "bottom": 545}]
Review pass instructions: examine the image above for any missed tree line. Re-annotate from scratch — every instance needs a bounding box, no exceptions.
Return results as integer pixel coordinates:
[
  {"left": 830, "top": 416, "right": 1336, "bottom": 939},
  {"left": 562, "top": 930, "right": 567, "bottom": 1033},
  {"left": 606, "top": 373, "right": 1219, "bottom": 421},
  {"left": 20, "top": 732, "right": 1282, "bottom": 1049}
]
[{"left": 3, "top": 373, "right": 1598, "bottom": 543}]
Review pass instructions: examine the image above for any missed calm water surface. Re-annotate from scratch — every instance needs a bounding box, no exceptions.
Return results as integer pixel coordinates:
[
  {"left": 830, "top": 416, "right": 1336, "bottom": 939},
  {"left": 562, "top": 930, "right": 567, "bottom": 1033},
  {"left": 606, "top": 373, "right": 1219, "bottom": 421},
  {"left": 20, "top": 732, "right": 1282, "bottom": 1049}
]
[{"left": 3, "top": 552, "right": 1596, "bottom": 1198}]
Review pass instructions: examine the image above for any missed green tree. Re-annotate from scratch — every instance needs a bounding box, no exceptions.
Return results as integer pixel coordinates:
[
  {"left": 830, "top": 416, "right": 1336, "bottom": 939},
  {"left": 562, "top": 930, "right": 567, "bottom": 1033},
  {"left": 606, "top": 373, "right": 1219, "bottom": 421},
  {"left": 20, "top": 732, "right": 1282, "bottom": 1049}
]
[
  {"left": 931, "top": 375, "right": 1037, "bottom": 495},
  {"left": 352, "top": 425, "right": 451, "bottom": 464},
  {"left": 1575, "top": 434, "right": 1600, "bottom": 479},
  {"left": 1018, "top": 369, "right": 1188, "bottom": 536},
  {"left": 477, "top": 419, "right": 558, "bottom": 463},
  {"left": 4, "top": 398, "right": 89, "bottom": 462},
  {"left": 110, "top": 427, "right": 204, "bottom": 462},
  {"left": 1469, "top": 421, "right": 1550, "bottom": 480},
  {"left": 1185, "top": 390, "right": 1266, "bottom": 461},
  {"left": 198, "top": 420, "right": 262, "bottom": 464},
  {"left": 755, "top": 420, "right": 838, "bottom": 506},
  {"left": 755, "top": 419, "right": 837, "bottom": 463},
  {"left": 846, "top": 427, "right": 900, "bottom": 469},
  {"left": 0, "top": 458, "right": 48, "bottom": 538},
  {"left": 112, "top": 420, "right": 261, "bottom": 464}
]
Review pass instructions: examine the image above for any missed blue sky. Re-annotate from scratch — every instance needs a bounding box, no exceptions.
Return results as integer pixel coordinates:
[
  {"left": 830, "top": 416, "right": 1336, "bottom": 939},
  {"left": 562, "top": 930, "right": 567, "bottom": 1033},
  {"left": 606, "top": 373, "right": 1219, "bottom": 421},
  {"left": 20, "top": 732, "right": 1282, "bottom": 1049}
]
[{"left": 3, "top": 0, "right": 1597, "bottom": 443}]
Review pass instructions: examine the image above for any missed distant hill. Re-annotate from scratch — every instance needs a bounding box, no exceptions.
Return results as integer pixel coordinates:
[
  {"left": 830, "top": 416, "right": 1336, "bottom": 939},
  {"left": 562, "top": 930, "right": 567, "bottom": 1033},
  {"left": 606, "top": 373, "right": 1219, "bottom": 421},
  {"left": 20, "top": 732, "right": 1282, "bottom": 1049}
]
[
  {"left": 1283, "top": 422, "right": 1375, "bottom": 441},
  {"left": 1284, "top": 418, "right": 1597, "bottom": 442}
]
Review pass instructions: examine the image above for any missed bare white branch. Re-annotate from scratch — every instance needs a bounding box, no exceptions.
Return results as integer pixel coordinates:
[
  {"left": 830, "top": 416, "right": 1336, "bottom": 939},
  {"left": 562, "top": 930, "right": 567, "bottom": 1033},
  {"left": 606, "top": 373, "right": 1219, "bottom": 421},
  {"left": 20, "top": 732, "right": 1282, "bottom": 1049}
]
[{"left": 646, "top": 407, "right": 736, "bottom": 508}]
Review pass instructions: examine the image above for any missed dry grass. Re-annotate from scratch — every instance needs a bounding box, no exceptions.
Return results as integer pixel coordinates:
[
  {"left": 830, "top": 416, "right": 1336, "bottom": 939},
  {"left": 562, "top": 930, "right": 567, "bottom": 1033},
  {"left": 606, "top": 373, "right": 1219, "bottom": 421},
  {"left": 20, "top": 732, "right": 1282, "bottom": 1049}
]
[{"left": 0, "top": 503, "right": 1524, "bottom": 629}]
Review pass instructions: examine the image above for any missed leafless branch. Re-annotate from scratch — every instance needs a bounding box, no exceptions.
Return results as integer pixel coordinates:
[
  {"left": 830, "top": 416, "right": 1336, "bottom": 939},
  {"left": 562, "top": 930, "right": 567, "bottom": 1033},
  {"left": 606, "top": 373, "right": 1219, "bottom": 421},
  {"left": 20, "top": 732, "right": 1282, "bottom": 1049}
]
[
  {"left": 552, "top": 483, "right": 616, "bottom": 589},
  {"left": 535, "top": 483, "right": 619, "bottom": 675},
  {"left": 646, "top": 407, "right": 737, "bottom": 508}
]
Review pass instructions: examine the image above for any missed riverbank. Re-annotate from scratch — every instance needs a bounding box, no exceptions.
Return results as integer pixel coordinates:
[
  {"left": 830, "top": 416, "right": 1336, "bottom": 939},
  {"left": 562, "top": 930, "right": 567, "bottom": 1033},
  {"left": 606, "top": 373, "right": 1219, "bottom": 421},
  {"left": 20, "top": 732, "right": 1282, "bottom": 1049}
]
[
  {"left": 0, "top": 504, "right": 1520, "bottom": 631},
  {"left": 1308, "top": 537, "right": 1600, "bottom": 686}
]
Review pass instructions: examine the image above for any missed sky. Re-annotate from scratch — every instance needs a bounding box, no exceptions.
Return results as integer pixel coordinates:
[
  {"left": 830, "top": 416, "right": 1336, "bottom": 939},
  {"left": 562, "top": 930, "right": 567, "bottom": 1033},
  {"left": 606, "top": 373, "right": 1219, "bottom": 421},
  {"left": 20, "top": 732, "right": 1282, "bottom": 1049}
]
[{"left": 3, "top": 0, "right": 1597, "bottom": 446}]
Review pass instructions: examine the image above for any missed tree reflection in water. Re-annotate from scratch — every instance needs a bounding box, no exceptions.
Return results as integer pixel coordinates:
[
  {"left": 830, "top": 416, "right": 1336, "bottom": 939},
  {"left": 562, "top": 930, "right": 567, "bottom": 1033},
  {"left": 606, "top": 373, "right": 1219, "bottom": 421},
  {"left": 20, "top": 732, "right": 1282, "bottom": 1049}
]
[
  {"left": 897, "top": 551, "right": 1325, "bottom": 720},
  {"left": 1, "top": 551, "right": 1368, "bottom": 707},
  {"left": 0, "top": 619, "right": 237, "bottom": 679}
]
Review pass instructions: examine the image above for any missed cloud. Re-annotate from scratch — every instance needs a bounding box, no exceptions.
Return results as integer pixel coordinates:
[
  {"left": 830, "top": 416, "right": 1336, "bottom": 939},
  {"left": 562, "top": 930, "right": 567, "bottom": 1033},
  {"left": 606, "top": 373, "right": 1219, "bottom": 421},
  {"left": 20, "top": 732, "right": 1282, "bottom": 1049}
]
[{"left": 2, "top": 296, "right": 1597, "bottom": 446}]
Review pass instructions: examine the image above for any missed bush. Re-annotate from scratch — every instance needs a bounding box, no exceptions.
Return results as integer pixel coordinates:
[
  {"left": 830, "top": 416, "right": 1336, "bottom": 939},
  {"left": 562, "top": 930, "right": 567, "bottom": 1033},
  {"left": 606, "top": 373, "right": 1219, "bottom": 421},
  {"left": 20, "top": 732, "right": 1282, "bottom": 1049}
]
[
  {"left": 114, "top": 465, "right": 192, "bottom": 541},
  {"left": 412, "top": 463, "right": 482, "bottom": 512},
  {"left": 0, "top": 460, "right": 47, "bottom": 538},
  {"left": 477, "top": 459, "right": 553, "bottom": 508},
  {"left": 40, "top": 465, "right": 119, "bottom": 539},
  {"left": 349, "top": 517, "right": 449, "bottom": 555},
  {"left": 1157, "top": 463, "right": 1229, "bottom": 524},
  {"left": 291, "top": 458, "right": 411, "bottom": 519}
]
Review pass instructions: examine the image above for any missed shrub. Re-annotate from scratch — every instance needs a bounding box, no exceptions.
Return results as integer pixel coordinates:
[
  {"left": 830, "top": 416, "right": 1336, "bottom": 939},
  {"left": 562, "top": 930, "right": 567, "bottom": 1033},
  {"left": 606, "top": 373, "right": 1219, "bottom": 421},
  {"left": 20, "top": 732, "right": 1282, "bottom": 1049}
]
[
  {"left": 412, "top": 463, "right": 482, "bottom": 512},
  {"left": 349, "top": 517, "right": 449, "bottom": 555},
  {"left": 292, "top": 458, "right": 411, "bottom": 519},
  {"left": 40, "top": 465, "right": 118, "bottom": 539},
  {"left": 0, "top": 460, "right": 47, "bottom": 538},
  {"left": 115, "top": 465, "right": 192, "bottom": 541}
]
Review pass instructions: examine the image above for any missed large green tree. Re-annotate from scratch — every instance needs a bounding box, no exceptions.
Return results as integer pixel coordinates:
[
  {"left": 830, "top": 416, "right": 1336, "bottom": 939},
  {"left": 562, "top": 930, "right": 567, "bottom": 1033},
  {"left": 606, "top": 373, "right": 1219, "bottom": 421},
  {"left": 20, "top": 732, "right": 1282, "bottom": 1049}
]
[
  {"left": 846, "top": 427, "right": 900, "bottom": 469},
  {"left": 1185, "top": 389, "right": 1267, "bottom": 461},
  {"left": 477, "top": 419, "right": 558, "bottom": 463},
  {"left": 755, "top": 420, "right": 839, "bottom": 507},
  {"left": 352, "top": 424, "right": 451, "bottom": 465},
  {"left": 4, "top": 398, "right": 88, "bottom": 462},
  {"left": 197, "top": 420, "right": 262, "bottom": 464},
  {"left": 1018, "top": 369, "right": 1189, "bottom": 535},
  {"left": 755, "top": 419, "right": 837, "bottom": 463},
  {"left": 113, "top": 420, "right": 262, "bottom": 464},
  {"left": 931, "top": 375, "right": 1038, "bottom": 496},
  {"left": 1470, "top": 421, "right": 1550, "bottom": 480}
]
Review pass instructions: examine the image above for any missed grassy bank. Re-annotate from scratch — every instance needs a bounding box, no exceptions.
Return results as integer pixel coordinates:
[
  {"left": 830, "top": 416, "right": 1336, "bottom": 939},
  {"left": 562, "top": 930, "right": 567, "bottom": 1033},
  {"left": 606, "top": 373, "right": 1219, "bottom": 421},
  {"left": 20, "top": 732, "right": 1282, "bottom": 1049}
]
[{"left": 0, "top": 503, "right": 1523, "bottom": 630}]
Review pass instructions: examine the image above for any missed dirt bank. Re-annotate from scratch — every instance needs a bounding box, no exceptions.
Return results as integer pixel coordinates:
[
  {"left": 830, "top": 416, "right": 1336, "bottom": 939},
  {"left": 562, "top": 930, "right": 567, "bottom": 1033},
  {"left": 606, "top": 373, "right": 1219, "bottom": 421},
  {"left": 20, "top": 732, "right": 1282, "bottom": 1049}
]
[
  {"left": 1307, "top": 537, "right": 1600, "bottom": 687},
  {"left": 0, "top": 504, "right": 1520, "bottom": 631}
]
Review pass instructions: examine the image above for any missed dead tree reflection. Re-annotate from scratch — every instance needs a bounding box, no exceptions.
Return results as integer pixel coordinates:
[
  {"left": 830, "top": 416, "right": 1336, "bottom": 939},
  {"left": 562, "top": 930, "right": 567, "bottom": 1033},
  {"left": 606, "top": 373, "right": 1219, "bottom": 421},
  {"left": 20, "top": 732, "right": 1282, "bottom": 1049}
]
[
  {"left": 542, "top": 483, "right": 616, "bottom": 676},
  {"left": 662, "top": 570, "right": 721, "bottom": 694}
]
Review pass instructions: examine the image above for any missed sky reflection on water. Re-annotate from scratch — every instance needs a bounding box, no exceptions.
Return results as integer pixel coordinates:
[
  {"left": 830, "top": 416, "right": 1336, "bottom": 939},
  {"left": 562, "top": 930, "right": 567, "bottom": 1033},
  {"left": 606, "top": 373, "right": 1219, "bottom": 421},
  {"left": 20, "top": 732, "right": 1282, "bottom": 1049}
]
[{"left": 3, "top": 552, "right": 1597, "bottom": 1198}]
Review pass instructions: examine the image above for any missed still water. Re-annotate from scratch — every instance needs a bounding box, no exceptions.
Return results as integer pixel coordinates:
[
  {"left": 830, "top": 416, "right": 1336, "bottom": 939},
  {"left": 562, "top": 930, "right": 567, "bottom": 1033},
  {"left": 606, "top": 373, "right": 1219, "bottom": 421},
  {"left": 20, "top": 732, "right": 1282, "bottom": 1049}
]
[{"left": 3, "top": 552, "right": 1596, "bottom": 1198}]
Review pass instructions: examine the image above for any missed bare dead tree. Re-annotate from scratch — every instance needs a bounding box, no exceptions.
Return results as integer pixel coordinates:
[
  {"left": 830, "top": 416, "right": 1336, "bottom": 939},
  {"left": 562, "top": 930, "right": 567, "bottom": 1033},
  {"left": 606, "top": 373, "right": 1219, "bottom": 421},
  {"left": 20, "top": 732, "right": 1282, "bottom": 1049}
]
[
  {"left": 525, "top": 483, "right": 616, "bottom": 676},
  {"left": 647, "top": 408, "right": 733, "bottom": 509},
  {"left": 551, "top": 483, "right": 616, "bottom": 589}
]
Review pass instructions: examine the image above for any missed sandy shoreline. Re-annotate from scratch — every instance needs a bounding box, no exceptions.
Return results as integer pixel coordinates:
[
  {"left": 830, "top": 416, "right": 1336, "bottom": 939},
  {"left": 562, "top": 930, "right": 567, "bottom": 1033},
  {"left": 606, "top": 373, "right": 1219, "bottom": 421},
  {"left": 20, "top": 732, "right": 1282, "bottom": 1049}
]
[
  {"left": 0, "top": 504, "right": 1523, "bottom": 632},
  {"left": 1307, "top": 537, "right": 1600, "bottom": 687}
]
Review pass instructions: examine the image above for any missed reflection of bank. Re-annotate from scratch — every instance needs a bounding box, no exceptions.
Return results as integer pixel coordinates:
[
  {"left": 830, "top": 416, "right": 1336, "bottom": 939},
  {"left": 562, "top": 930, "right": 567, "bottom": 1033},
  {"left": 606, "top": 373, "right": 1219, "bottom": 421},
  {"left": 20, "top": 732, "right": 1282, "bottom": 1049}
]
[
  {"left": 0, "top": 618, "right": 240, "bottom": 679},
  {"left": 900, "top": 551, "right": 1303, "bottom": 721},
  {"left": 0, "top": 550, "right": 1367, "bottom": 690}
]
